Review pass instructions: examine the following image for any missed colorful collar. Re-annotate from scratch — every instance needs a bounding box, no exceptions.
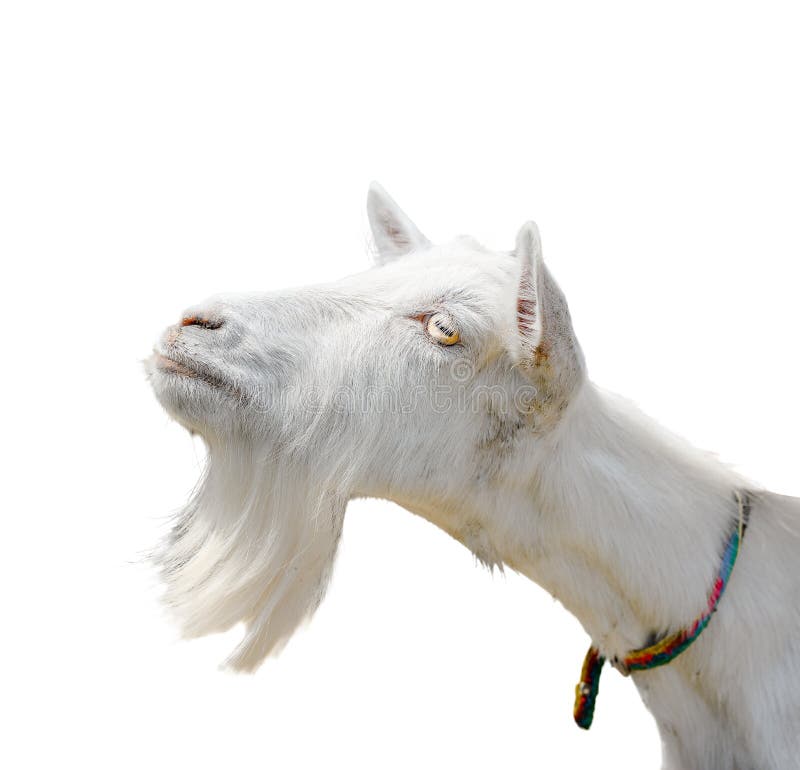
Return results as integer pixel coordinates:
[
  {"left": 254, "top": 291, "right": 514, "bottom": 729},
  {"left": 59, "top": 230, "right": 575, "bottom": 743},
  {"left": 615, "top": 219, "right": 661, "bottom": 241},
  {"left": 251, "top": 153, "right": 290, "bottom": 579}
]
[{"left": 573, "top": 490, "right": 751, "bottom": 730}]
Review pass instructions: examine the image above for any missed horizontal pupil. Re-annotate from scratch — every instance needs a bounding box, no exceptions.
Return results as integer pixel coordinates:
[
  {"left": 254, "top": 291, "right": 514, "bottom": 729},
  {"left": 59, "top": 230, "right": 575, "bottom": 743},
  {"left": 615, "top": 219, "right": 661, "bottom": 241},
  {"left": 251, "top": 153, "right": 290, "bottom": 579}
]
[{"left": 435, "top": 320, "right": 455, "bottom": 336}]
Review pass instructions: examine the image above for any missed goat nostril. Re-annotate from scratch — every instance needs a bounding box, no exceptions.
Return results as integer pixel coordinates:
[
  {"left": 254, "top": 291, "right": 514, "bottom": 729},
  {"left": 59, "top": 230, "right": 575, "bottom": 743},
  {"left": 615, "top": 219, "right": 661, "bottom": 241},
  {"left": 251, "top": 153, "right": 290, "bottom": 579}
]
[{"left": 181, "top": 315, "right": 223, "bottom": 330}]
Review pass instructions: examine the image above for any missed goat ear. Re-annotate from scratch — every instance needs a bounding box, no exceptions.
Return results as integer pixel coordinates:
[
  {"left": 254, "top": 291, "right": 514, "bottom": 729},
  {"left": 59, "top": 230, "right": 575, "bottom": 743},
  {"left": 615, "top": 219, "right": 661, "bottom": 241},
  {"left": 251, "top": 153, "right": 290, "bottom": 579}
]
[
  {"left": 515, "top": 222, "right": 545, "bottom": 351},
  {"left": 514, "top": 222, "right": 585, "bottom": 409},
  {"left": 367, "top": 182, "right": 430, "bottom": 264}
]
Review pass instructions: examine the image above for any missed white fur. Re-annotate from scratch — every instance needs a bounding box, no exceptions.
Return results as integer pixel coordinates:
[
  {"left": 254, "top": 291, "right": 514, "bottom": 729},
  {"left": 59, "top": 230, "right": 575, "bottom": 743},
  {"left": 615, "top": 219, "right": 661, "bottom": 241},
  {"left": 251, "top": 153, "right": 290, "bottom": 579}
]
[{"left": 147, "top": 184, "right": 800, "bottom": 769}]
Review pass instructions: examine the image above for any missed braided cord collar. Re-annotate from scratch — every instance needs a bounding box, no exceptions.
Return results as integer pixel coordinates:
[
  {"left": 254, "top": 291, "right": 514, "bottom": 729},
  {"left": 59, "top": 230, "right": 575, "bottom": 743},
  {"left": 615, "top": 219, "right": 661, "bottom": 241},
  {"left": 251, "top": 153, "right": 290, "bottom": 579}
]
[{"left": 573, "top": 490, "right": 751, "bottom": 730}]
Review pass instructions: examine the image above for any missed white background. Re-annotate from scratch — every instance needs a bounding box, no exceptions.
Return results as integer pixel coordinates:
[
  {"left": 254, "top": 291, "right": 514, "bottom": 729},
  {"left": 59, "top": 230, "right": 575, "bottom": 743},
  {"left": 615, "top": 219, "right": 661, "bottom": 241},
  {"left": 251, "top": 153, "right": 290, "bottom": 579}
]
[{"left": 2, "top": 2, "right": 798, "bottom": 768}]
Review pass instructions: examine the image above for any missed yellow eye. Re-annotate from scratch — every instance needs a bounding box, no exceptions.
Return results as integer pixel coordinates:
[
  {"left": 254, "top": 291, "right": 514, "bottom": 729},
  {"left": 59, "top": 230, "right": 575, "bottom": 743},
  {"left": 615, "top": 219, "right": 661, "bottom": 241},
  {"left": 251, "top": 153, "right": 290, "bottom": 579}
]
[{"left": 426, "top": 312, "right": 460, "bottom": 346}]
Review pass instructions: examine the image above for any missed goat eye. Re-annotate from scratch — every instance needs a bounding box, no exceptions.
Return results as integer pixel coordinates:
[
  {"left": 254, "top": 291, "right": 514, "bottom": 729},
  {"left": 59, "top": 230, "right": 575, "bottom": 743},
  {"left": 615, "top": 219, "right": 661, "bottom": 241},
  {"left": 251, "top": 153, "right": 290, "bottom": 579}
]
[{"left": 425, "top": 312, "right": 460, "bottom": 346}]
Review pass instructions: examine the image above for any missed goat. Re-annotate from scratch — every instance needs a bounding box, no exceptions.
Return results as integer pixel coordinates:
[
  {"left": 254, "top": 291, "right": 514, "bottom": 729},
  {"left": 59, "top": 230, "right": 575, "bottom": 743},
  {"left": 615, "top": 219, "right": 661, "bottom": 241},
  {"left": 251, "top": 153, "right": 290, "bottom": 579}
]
[{"left": 147, "top": 184, "right": 800, "bottom": 769}]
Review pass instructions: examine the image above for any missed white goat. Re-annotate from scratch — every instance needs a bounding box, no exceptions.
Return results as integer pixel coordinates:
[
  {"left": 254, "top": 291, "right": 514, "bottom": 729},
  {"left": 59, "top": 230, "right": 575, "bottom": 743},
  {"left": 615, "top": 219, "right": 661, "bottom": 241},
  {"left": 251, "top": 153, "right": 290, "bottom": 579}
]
[{"left": 148, "top": 184, "right": 800, "bottom": 770}]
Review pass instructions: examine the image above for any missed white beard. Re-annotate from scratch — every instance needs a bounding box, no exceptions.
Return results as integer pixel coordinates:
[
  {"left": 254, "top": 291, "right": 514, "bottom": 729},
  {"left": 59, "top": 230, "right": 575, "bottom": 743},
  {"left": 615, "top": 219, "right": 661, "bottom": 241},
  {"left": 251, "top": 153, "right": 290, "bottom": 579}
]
[{"left": 154, "top": 440, "right": 346, "bottom": 671}]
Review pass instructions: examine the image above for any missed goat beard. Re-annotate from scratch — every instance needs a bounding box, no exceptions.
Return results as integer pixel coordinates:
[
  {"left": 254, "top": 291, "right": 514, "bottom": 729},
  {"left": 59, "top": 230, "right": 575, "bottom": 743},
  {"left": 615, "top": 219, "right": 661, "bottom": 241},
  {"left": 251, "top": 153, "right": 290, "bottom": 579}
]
[{"left": 154, "top": 440, "right": 346, "bottom": 672}]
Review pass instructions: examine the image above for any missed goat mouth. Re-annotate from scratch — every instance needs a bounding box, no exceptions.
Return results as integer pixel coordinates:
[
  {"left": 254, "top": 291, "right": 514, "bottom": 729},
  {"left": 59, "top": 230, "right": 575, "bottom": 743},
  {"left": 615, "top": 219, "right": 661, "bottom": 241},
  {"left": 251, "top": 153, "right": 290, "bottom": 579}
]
[{"left": 153, "top": 352, "right": 234, "bottom": 394}]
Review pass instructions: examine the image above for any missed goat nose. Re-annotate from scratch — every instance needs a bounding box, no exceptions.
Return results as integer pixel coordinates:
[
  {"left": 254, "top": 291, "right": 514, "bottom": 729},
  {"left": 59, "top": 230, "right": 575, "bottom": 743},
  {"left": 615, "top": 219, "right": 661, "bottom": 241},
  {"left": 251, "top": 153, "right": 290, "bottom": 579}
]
[{"left": 181, "top": 314, "right": 224, "bottom": 330}]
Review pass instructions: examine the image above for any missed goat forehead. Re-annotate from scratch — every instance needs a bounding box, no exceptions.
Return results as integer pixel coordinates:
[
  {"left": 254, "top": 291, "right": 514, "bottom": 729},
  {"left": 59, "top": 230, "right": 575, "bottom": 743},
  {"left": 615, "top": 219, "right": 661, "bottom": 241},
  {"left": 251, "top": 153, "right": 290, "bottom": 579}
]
[
  {"left": 343, "top": 242, "right": 517, "bottom": 304},
  {"left": 385, "top": 240, "right": 515, "bottom": 280}
]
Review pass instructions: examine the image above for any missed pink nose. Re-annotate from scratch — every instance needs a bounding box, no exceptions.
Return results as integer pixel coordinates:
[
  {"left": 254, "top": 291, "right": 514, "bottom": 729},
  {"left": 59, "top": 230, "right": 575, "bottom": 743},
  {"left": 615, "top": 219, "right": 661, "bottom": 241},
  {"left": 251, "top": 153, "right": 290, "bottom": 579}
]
[{"left": 181, "top": 314, "right": 223, "bottom": 330}]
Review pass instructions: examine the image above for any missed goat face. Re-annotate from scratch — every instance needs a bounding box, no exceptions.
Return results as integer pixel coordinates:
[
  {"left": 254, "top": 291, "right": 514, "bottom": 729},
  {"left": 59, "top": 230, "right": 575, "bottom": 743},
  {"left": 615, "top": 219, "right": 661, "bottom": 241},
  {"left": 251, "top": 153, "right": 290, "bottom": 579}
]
[{"left": 146, "top": 184, "right": 585, "bottom": 669}]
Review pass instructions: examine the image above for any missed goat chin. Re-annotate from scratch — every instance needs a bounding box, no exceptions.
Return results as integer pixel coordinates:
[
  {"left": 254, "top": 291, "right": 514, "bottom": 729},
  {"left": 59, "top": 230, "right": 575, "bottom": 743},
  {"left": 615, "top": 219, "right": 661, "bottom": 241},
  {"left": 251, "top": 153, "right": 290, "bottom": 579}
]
[{"left": 154, "top": 440, "right": 345, "bottom": 672}]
